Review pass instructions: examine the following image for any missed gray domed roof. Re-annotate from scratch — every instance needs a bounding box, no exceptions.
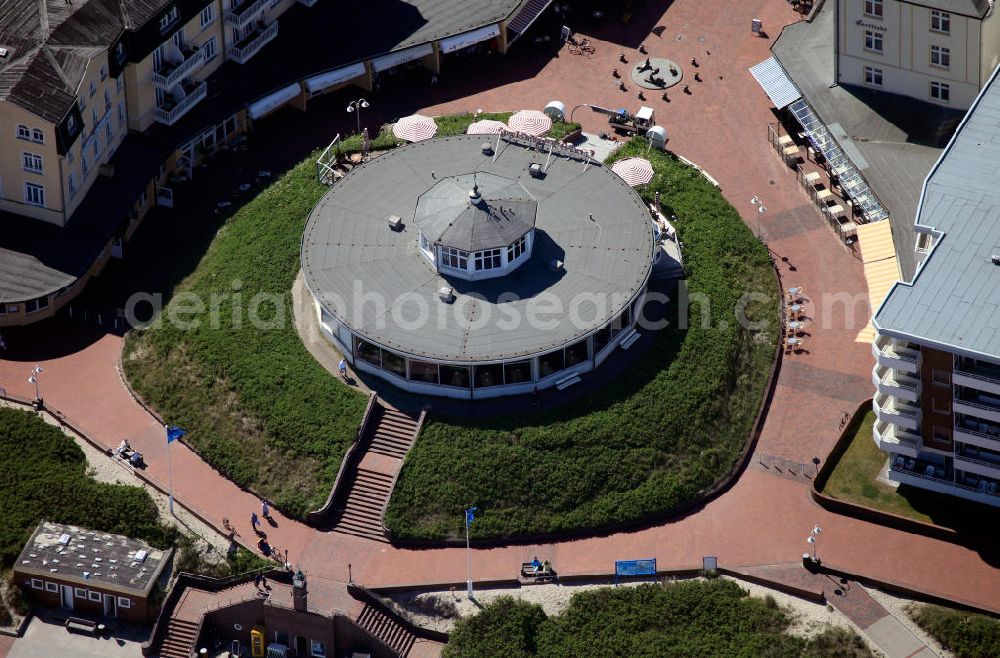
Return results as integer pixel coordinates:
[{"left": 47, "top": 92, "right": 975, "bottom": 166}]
[{"left": 414, "top": 172, "right": 536, "bottom": 252}]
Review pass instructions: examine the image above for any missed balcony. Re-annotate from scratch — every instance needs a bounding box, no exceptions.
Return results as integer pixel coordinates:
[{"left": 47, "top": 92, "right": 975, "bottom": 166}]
[
  {"left": 955, "top": 445, "right": 1000, "bottom": 479},
  {"left": 954, "top": 358, "right": 1000, "bottom": 397},
  {"left": 228, "top": 21, "right": 278, "bottom": 64},
  {"left": 872, "top": 420, "right": 921, "bottom": 458},
  {"left": 154, "top": 80, "right": 208, "bottom": 126},
  {"left": 151, "top": 45, "right": 206, "bottom": 90},
  {"left": 872, "top": 336, "right": 920, "bottom": 374},
  {"left": 873, "top": 393, "right": 921, "bottom": 431},
  {"left": 872, "top": 364, "right": 922, "bottom": 403},
  {"left": 955, "top": 417, "right": 1000, "bottom": 450},
  {"left": 225, "top": 0, "right": 270, "bottom": 30},
  {"left": 954, "top": 391, "right": 1000, "bottom": 425}
]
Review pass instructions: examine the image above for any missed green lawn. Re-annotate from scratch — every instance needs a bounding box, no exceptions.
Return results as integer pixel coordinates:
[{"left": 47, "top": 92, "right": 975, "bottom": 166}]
[
  {"left": 386, "top": 140, "right": 779, "bottom": 540},
  {"left": 908, "top": 604, "right": 1000, "bottom": 658},
  {"left": 444, "top": 580, "right": 871, "bottom": 658},
  {"left": 124, "top": 130, "right": 778, "bottom": 535}
]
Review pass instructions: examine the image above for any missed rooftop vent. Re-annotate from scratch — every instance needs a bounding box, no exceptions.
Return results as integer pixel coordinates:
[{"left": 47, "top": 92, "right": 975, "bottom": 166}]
[
  {"left": 58, "top": 534, "right": 71, "bottom": 546},
  {"left": 134, "top": 549, "right": 148, "bottom": 563},
  {"left": 529, "top": 163, "right": 543, "bottom": 178},
  {"left": 388, "top": 214, "right": 402, "bottom": 231},
  {"left": 0, "top": 48, "right": 9, "bottom": 58},
  {"left": 438, "top": 286, "right": 455, "bottom": 303},
  {"left": 992, "top": 253, "right": 1000, "bottom": 266},
  {"left": 481, "top": 142, "right": 493, "bottom": 155}
]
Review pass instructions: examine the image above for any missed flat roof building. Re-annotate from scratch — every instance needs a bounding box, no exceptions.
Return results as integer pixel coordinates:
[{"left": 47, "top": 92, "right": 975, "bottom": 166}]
[
  {"left": 872, "top": 63, "right": 1000, "bottom": 507},
  {"left": 302, "top": 133, "right": 656, "bottom": 398},
  {"left": 13, "top": 521, "right": 173, "bottom": 624}
]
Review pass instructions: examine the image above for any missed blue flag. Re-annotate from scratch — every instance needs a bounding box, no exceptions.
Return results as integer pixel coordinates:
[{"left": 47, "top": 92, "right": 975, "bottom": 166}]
[
  {"left": 166, "top": 426, "right": 186, "bottom": 443},
  {"left": 465, "top": 507, "right": 477, "bottom": 525}
]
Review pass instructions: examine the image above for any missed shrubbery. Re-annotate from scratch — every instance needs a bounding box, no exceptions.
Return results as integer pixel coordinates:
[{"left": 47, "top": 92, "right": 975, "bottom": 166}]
[
  {"left": 385, "top": 140, "right": 778, "bottom": 539},
  {"left": 0, "top": 407, "right": 178, "bottom": 565},
  {"left": 909, "top": 604, "right": 1000, "bottom": 658},
  {"left": 444, "top": 580, "right": 871, "bottom": 657}
]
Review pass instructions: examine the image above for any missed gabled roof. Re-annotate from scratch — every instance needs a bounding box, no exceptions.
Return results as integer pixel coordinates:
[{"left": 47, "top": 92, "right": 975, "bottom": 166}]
[
  {"left": 925, "top": 0, "right": 993, "bottom": 19},
  {"left": 0, "top": 0, "right": 122, "bottom": 123}
]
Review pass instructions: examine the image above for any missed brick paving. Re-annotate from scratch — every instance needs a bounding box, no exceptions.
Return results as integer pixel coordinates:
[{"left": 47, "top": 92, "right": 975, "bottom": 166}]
[{"left": 1, "top": 0, "right": 999, "bottom": 633}]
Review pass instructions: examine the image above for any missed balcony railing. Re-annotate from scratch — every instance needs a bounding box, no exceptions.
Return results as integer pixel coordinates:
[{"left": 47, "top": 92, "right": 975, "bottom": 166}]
[
  {"left": 151, "top": 46, "right": 206, "bottom": 89},
  {"left": 956, "top": 359, "right": 1000, "bottom": 385},
  {"left": 873, "top": 420, "right": 921, "bottom": 457},
  {"left": 873, "top": 365, "right": 922, "bottom": 403},
  {"left": 889, "top": 456, "right": 951, "bottom": 483},
  {"left": 228, "top": 21, "right": 279, "bottom": 64},
  {"left": 874, "top": 393, "right": 921, "bottom": 431},
  {"left": 225, "top": 0, "right": 271, "bottom": 30},
  {"left": 955, "top": 450, "right": 1000, "bottom": 472},
  {"left": 154, "top": 80, "right": 208, "bottom": 126},
  {"left": 872, "top": 336, "right": 920, "bottom": 373}
]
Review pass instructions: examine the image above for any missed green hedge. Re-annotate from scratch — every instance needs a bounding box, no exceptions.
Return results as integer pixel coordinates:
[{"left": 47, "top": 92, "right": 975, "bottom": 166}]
[
  {"left": 0, "top": 407, "right": 178, "bottom": 565},
  {"left": 909, "top": 605, "right": 1000, "bottom": 658},
  {"left": 444, "top": 580, "right": 871, "bottom": 658},
  {"left": 123, "top": 156, "right": 368, "bottom": 517},
  {"left": 385, "top": 140, "right": 779, "bottom": 539}
]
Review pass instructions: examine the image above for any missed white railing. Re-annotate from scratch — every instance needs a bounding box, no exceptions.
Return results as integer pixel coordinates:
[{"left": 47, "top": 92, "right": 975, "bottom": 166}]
[
  {"left": 228, "top": 21, "right": 278, "bottom": 64},
  {"left": 873, "top": 420, "right": 921, "bottom": 457},
  {"left": 154, "top": 81, "right": 208, "bottom": 126},
  {"left": 151, "top": 47, "right": 205, "bottom": 89},
  {"left": 224, "top": 0, "right": 270, "bottom": 30}
]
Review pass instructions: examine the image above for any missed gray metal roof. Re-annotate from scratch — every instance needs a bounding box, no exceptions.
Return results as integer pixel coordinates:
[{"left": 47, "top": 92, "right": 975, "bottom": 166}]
[
  {"left": 302, "top": 135, "right": 654, "bottom": 363},
  {"left": 15, "top": 521, "right": 171, "bottom": 595},
  {"left": 875, "top": 65, "right": 1000, "bottom": 359},
  {"left": 414, "top": 173, "right": 535, "bottom": 252}
]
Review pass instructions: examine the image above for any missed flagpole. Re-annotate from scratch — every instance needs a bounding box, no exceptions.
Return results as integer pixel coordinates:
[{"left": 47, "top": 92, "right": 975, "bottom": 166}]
[
  {"left": 465, "top": 510, "right": 473, "bottom": 598},
  {"left": 165, "top": 424, "right": 175, "bottom": 516}
]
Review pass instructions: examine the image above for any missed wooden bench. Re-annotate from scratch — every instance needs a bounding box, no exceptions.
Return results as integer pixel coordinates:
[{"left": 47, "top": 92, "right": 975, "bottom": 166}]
[
  {"left": 65, "top": 617, "right": 98, "bottom": 635},
  {"left": 555, "top": 374, "right": 582, "bottom": 390},
  {"left": 520, "top": 563, "right": 557, "bottom": 584}
]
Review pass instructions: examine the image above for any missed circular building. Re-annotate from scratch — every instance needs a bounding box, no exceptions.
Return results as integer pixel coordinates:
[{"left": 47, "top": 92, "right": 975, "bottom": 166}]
[{"left": 302, "top": 134, "right": 655, "bottom": 399}]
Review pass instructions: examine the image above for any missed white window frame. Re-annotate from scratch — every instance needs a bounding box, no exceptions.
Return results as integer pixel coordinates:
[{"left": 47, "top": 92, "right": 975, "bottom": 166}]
[
  {"left": 159, "top": 6, "right": 179, "bottom": 32},
  {"left": 930, "top": 81, "right": 951, "bottom": 102},
  {"left": 931, "top": 10, "right": 951, "bottom": 34},
  {"left": 16, "top": 124, "right": 30, "bottom": 140},
  {"left": 24, "top": 182, "right": 45, "bottom": 207},
  {"left": 74, "top": 587, "right": 87, "bottom": 599},
  {"left": 22, "top": 152, "right": 43, "bottom": 173},
  {"left": 117, "top": 596, "right": 131, "bottom": 609},
  {"left": 88, "top": 591, "right": 102, "bottom": 602},
  {"left": 200, "top": 4, "right": 215, "bottom": 28},
  {"left": 78, "top": 94, "right": 86, "bottom": 111},
  {"left": 116, "top": 75, "right": 123, "bottom": 92},
  {"left": 441, "top": 247, "right": 468, "bottom": 270},
  {"left": 507, "top": 235, "right": 526, "bottom": 261},
  {"left": 931, "top": 45, "right": 950, "bottom": 69},
  {"left": 30, "top": 579, "right": 43, "bottom": 590},
  {"left": 864, "top": 30, "right": 883, "bottom": 53},
  {"left": 25, "top": 296, "right": 48, "bottom": 314},
  {"left": 864, "top": 0, "right": 882, "bottom": 18},
  {"left": 310, "top": 640, "right": 326, "bottom": 657},
  {"left": 474, "top": 248, "right": 502, "bottom": 271},
  {"left": 68, "top": 172, "right": 78, "bottom": 199},
  {"left": 105, "top": 119, "right": 113, "bottom": 140},
  {"left": 67, "top": 114, "right": 78, "bottom": 135},
  {"left": 203, "top": 36, "right": 217, "bottom": 62},
  {"left": 31, "top": 127, "right": 44, "bottom": 143},
  {"left": 864, "top": 65, "right": 883, "bottom": 86},
  {"left": 44, "top": 582, "right": 58, "bottom": 593}
]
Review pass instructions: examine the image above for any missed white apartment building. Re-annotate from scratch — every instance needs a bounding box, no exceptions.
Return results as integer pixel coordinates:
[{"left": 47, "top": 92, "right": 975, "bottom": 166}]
[
  {"left": 872, "top": 64, "right": 1000, "bottom": 507},
  {"left": 837, "top": 0, "right": 1000, "bottom": 109}
]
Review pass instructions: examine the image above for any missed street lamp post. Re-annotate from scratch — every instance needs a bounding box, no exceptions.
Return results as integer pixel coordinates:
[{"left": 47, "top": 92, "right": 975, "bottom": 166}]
[
  {"left": 346, "top": 98, "right": 369, "bottom": 135},
  {"left": 28, "top": 365, "right": 43, "bottom": 403},
  {"left": 807, "top": 524, "right": 822, "bottom": 562},
  {"left": 750, "top": 196, "right": 766, "bottom": 239}
]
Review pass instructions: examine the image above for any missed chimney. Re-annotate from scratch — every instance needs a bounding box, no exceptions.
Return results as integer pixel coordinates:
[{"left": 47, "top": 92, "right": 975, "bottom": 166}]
[{"left": 292, "top": 570, "right": 307, "bottom": 612}]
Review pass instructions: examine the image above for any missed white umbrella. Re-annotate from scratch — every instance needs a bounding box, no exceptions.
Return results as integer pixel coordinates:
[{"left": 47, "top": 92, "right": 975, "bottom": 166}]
[
  {"left": 466, "top": 119, "right": 509, "bottom": 135},
  {"left": 392, "top": 114, "right": 438, "bottom": 142},
  {"left": 611, "top": 157, "right": 655, "bottom": 187},
  {"left": 508, "top": 109, "right": 552, "bottom": 137}
]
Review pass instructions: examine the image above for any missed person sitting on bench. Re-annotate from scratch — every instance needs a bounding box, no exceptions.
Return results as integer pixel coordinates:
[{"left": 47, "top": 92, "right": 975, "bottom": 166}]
[
  {"left": 129, "top": 450, "right": 144, "bottom": 467},
  {"left": 541, "top": 560, "right": 552, "bottom": 574},
  {"left": 530, "top": 556, "right": 542, "bottom": 573}
]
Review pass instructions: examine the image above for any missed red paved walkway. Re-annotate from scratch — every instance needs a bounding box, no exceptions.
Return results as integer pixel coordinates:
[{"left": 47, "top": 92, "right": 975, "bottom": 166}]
[{"left": 2, "top": 0, "right": 999, "bottom": 622}]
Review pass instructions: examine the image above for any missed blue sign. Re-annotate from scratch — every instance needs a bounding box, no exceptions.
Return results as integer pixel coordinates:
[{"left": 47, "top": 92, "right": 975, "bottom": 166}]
[{"left": 615, "top": 558, "right": 657, "bottom": 577}]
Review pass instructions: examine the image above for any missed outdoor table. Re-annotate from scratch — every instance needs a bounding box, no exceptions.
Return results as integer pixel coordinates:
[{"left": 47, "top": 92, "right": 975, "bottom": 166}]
[
  {"left": 787, "top": 287, "right": 803, "bottom": 295},
  {"left": 788, "top": 321, "right": 805, "bottom": 331},
  {"left": 802, "top": 171, "right": 820, "bottom": 184},
  {"left": 777, "top": 134, "right": 793, "bottom": 146},
  {"left": 825, "top": 204, "right": 845, "bottom": 216},
  {"left": 815, "top": 189, "right": 833, "bottom": 201},
  {"left": 789, "top": 304, "right": 804, "bottom": 313}
]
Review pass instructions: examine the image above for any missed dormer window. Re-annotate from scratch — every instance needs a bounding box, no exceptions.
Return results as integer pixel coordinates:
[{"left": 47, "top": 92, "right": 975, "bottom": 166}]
[{"left": 159, "top": 6, "right": 179, "bottom": 33}]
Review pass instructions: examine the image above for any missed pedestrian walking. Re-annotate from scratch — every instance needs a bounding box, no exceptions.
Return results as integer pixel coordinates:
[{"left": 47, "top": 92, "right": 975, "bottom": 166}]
[
  {"left": 251, "top": 512, "right": 260, "bottom": 533},
  {"left": 254, "top": 571, "right": 262, "bottom": 589},
  {"left": 339, "top": 358, "right": 348, "bottom": 379},
  {"left": 262, "top": 499, "right": 271, "bottom": 520}
]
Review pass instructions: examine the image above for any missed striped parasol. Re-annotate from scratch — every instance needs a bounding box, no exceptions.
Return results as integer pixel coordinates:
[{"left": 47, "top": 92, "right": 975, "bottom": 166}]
[
  {"left": 507, "top": 109, "right": 552, "bottom": 137},
  {"left": 611, "top": 157, "right": 655, "bottom": 187},
  {"left": 391, "top": 114, "right": 438, "bottom": 142},
  {"left": 466, "top": 119, "right": 509, "bottom": 135}
]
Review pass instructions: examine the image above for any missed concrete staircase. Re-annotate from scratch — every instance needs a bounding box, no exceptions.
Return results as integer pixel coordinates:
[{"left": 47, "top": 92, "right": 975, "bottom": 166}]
[
  {"left": 357, "top": 604, "right": 415, "bottom": 657},
  {"left": 330, "top": 402, "right": 421, "bottom": 541},
  {"left": 157, "top": 617, "right": 200, "bottom": 658}
]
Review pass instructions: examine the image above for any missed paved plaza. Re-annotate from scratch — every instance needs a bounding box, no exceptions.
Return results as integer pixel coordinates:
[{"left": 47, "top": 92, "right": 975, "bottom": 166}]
[{"left": 0, "top": 3, "right": 998, "bottom": 654}]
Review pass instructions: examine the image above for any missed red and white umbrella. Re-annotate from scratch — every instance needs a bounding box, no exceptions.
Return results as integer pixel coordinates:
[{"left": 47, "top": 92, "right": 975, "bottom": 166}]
[
  {"left": 508, "top": 110, "right": 552, "bottom": 137},
  {"left": 466, "top": 119, "right": 509, "bottom": 135},
  {"left": 392, "top": 114, "right": 438, "bottom": 142},
  {"left": 611, "top": 157, "right": 655, "bottom": 187}
]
